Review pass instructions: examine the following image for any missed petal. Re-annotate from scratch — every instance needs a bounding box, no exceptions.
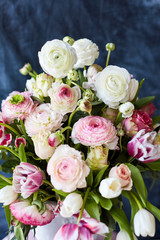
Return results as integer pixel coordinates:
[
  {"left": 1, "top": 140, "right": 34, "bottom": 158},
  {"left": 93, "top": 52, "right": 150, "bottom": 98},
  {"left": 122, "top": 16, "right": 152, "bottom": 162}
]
[
  {"left": 53, "top": 224, "right": 79, "bottom": 240},
  {"left": 80, "top": 217, "right": 109, "bottom": 235},
  {"left": 79, "top": 226, "right": 94, "bottom": 240}
]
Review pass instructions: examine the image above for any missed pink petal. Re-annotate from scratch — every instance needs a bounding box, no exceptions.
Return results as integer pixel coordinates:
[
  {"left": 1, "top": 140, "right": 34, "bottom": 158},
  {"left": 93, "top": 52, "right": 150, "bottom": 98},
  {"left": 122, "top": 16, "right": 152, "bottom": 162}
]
[
  {"left": 79, "top": 226, "right": 94, "bottom": 240},
  {"left": 80, "top": 217, "right": 109, "bottom": 235},
  {"left": 53, "top": 224, "right": 79, "bottom": 240},
  {"left": 0, "top": 133, "right": 12, "bottom": 146}
]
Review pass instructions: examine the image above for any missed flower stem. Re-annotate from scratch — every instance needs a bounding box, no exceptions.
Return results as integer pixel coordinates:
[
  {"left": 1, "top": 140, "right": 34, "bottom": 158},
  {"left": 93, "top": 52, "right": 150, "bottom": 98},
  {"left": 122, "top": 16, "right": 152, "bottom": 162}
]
[
  {"left": 42, "top": 195, "right": 55, "bottom": 202},
  {"left": 43, "top": 179, "right": 53, "bottom": 188},
  {"left": 0, "top": 123, "right": 20, "bottom": 136},
  {"left": 119, "top": 136, "right": 123, "bottom": 152},
  {"left": 0, "top": 174, "right": 12, "bottom": 184},
  {"left": 128, "top": 156, "right": 135, "bottom": 163},
  {"left": 39, "top": 189, "right": 50, "bottom": 197},
  {"left": 130, "top": 191, "right": 143, "bottom": 209},
  {"left": 71, "top": 82, "right": 85, "bottom": 92},
  {"left": 77, "top": 187, "right": 91, "bottom": 224},
  {"left": 66, "top": 109, "right": 77, "bottom": 144},
  {"left": 61, "top": 126, "right": 72, "bottom": 134},
  {"left": 106, "top": 50, "right": 111, "bottom": 67},
  {"left": 0, "top": 146, "right": 20, "bottom": 159}
]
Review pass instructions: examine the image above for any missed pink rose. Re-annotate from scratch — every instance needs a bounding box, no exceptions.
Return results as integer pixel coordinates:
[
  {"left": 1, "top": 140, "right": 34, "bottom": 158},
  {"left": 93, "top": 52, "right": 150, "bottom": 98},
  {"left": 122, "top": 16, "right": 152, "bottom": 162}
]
[
  {"left": 140, "top": 102, "right": 156, "bottom": 117},
  {"left": 109, "top": 164, "right": 133, "bottom": 190},
  {"left": 47, "top": 144, "right": 90, "bottom": 192},
  {"left": 122, "top": 110, "right": 153, "bottom": 137},
  {"left": 127, "top": 129, "right": 160, "bottom": 163},
  {"left": 13, "top": 162, "right": 43, "bottom": 198},
  {"left": 71, "top": 116, "right": 118, "bottom": 149},
  {"left": 0, "top": 112, "right": 12, "bottom": 146},
  {"left": 2, "top": 91, "right": 34, "bottom": 124},
  {"left": 10, "top": 199, "right": 55, "bottom": 226}
]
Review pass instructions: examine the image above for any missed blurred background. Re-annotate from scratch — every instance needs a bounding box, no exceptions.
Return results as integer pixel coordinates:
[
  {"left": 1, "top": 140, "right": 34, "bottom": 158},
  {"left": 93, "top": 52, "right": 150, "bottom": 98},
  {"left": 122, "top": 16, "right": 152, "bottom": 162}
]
[{"left": 0, "top": 0, "right": 160, "bottom": 239}]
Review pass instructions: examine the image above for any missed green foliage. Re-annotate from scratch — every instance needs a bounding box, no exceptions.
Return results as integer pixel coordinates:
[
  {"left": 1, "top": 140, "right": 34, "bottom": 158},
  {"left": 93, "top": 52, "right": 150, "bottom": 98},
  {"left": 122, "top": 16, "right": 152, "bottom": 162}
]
[
  {"left": 52, "top": 188, "right": 68, "bottom": 197},
  {"left": 14, "top": 226, "right": 25, "bottom": 240},
  {"left": 1, "top": 159, "right": 20, "bottom": 174},
  {"left": 99, "top": 196, "right": 112, "bottom": 210},
  {"left": 132, "top": 78, "right": 145, "bottom": 103},
  {"left": 86, "top": 169, "right": 93, "bottom": 187},
  {"left": 4, "top": 205, "right": 11, "bottom": 228},
  {"left": 145, "top": 159, "right": 160, "bottom": 171},
  {"left": 85, "top": 198, "right": 100, "bottom": 221},
  {"left": 78, "top": 70, "right": 86, "bottom": 86},
  {"left": 94, "top": 165, "right": 109, "bottom": 188},
  {"left": 19, "top": 143, "right": 27, "bottom": 162},
  {"left": 152, "top": 115, "right": 160, "bottom": 125},
  {"left": 146, "top": 201, "right": 160, "bottom": 221},
  {"left": 134, "top": 96, "right": 155, "bottom": 109},
  {"left": 89, "top": 191, "right": 100, "bottom": 204}
]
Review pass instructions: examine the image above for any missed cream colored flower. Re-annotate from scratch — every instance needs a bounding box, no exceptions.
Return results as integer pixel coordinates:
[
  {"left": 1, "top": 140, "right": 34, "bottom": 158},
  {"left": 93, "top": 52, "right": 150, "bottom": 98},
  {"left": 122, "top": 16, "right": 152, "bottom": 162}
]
[
  {"left": 0, "top": 185, "right": 18, "bottom": 205},
  {"left": 119, "top": 102, "right": 134, "bottom": 118},
  {"left": 99, "top": 178, "right": 122, "bottom": 199}
]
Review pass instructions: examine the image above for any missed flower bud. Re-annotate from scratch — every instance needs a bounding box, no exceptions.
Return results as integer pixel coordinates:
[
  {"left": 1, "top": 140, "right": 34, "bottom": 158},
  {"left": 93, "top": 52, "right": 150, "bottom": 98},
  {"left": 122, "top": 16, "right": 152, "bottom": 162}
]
[
  {"left": 15, "top": 137, "right": 26, "bottom": 148},
  {"left": 102, "top": 107, "right": 118, "bottom": 123},
  {"left": 83, "top": 89, "right": 94, "bottom": 102},
  {"left": 60, "top": 193, "right": 83, "bottom": 218},
  {"left": 67, "top": 69, "right": 79, "bottom": 81},
  {"left": 116, "top": 230, "right": 138, "bottom": 240},
  {"left": 78, "top": 99, "right": 92, "bottom": 114},
  {"left": 99, "top": 178, "right": 122, "bottom": 199},
  {"left": 106, "top": 43, "right": 115, "bottom": 51},
  {"left": 86, "top": 146, "right": 108, "bottom": 170},
  {"left": 48, "top": 131, "right": 65, "bottom": 147},
  {"left": 117, "top": 129, "right": 125, "bottom": 137},
  {"left": 0, "top": 185, "right": 18, "bottom": 206},
  {"left": 36, "top": 73, "right": 53, "bottom": 97},
  {"left": 19, "top": 63, "right": 32, "bottom": 75},
  {"left": 63, "top": 36, "right": 75, "bottom": 46},
  {"left": 119, "top": 102, "right": 134, "bottom": 118}
]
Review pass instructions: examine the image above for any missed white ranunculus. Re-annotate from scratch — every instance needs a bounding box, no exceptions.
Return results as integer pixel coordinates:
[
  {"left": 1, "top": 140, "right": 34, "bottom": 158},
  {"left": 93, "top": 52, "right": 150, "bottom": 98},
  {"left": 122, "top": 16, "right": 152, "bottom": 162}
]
[
  {"left": 26, "top": 77, "right": 36, "bottom": 94},
  {"left": 38, "top": 39, "right": 77, "bottom": 78},
  {"left": 99, "top": 178, "right": 122, "bottom": 199},
  {"left": 60, "top": 193, "right": 83, "bottom": 218},
  {"left": 116, "top": 230, "right": 138, "bottom": 240},
  {"left": 73, "top": 38, "right": 99, "bottom": 69},
  {"left": 32, "top": 131, "right": 55, "bottom": 159},
  {"left": 94, "top": 65, "right": 138, "bottom": 109},
  {"left": 0, "top": 185, "right": 18, "bottom": 205},
  {"left": 134, "top": 208, "right": 155, "bottom": 237},
  {"left": 119, "top": 102, "right": 134, "bottom": 118}
]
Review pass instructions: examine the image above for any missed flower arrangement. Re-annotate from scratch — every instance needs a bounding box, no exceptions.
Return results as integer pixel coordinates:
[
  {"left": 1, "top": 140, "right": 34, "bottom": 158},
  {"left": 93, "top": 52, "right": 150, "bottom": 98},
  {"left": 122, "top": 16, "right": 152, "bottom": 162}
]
[{"left": 0, "top": 36, "right": 160, "bottom": 240}]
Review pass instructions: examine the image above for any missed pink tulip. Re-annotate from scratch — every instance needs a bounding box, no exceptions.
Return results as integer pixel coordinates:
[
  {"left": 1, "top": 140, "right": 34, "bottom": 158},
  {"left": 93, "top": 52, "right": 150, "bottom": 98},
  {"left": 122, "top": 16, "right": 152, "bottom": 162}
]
[
  {"left": 0, "top": 112, "right": 12, "bottom": 146},
  {"left": 13, "top": 162, "right": 43, "bottom": 198},
  {"left": 127, "top": 129, "right": 160, "bottom": 163}
]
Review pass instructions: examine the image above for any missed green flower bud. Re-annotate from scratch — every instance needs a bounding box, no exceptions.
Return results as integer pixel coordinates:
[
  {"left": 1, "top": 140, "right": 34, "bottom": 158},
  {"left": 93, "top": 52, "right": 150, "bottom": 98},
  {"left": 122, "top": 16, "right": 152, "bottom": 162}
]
[
  {"left": 118, "top": 129, "right": 125, "bottom": 137},
  {"left": 63, "top": 36, "right": 75, "bottom": 46},
  {"left": 83, "top": 89, "right": 95, "bottom": 102},
  {"left": 67, "top": 69, "right": 79, "bottom": 81},
  {"left": 78, "top": 99, "right": 92, "bottom": 114},
  {"left": 19, "top": 63, "right": 32, "bottom": 75},
  {"left": 106, "top": 43, "right": 115, "bottom": 51},
  {"left": 10, "top": 94, "right": 24, "bottom": 105}
]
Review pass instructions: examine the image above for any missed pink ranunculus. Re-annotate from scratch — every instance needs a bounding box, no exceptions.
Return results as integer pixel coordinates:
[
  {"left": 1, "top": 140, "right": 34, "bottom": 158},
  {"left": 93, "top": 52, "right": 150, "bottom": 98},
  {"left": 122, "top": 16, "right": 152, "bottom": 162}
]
[
  {"left": 47, "top": 144, "right": 90, "bottom": 192},
  {"left": 15, "top": 137, "right": 26, "bottom": 148},
  {"left": 13, "top": 162, "right": 43, "bottom": 198},
  {"left": 25, "top": 103, "right": 63, "bottom": 137},
  {"left": 109, "top": 164, "right": 133, "bottom": 190},
  {"left": 71, "top": 116, "right": 118, "bottom": 149},
  {"left": 2, "top": 91, "right": 34, "bottom": 124},
  {"left": 10, "top": 200, "right": 55, "bottom": 226},
  {"left": 0, "top": 112, "right": 12, "bottom": 146},
  {"left": 122, "top": 110, "right": 153, "bottom": 137},
  {"left": 127, "top": 129, "right": 160, "bottom": 163},
  {"left": 141, "top": 102, "right": 156, "bottom": 117}
]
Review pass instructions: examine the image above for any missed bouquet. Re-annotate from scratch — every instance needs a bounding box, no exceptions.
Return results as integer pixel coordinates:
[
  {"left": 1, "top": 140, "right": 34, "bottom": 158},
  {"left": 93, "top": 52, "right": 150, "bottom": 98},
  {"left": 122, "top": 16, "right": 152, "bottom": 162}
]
[{"left": 0, "top": 36, "right": 160, "bottom": 240}]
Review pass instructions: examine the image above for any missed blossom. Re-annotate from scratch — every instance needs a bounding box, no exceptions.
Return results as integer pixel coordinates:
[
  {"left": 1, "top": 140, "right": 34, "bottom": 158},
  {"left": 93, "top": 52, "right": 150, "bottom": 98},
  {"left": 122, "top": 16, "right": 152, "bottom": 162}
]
[
  {"left": 38, "top": 39, "right": 77, "bottom": 78},
  {"left": 0, "top": 186, "right": 18, "bottom": 206},
  {"left": 0, "top": 113, "right": 12, "bottom": 146},
  {"left": 102, "top": 107, "right": 118, "bottom": 123},
  {"left": 15, "top": 137, "right": 26, "bottom": 148},
  {"left": 109, "top": 164, "right": 133, "bottom": 190},
  {"left": 32, "top": 131, "right": 55, "bottom": 159},
  {"left": 25, "top": 103, "right": 63, "bottom": 137},
  {"left": 1, "top": 91, "right": 34, "bottom": 124},
  {"left": 83, "top": 64, "right": 102, "bottom": 90},
  {"left": 123, "top": 110, "right": 153, "bottom": 137},
  {"left": 119, "top": 102, "right": 134, "bottom": 118},
  {"left": 13, "top": 162, "right": 43, "bottom": 198},
  {"left": 127, "top": 129, "right": 160, "bottom": 163},
  {"left": 48, "top": 82, "right": 81, "bottom": 115},
  {"left": 73, "top": 38, "right": 99, "bottom": 69},
  {"left": 99, "top": 178, "right": 122, "bottom": 198},
  {"left": 10, "top": 200, "right": 55, "bottom": 226},
  {"left": 141, "top": 102, "right": 156, "bottom": 117},
  {"left": 48, "top": 132, "right": 63, "bottom": 147},
  {"left": 134, "top": 208, "right": 155, "bottom": 237},
  {"left": 71, "top": 116, "right": 118, "bottom": 149},
  {"left": 60, "top": 193, "right": 83, "bottom": 218},
  {"left": 19, "top": 63, "right": 32, "bottom": 75},
  {"left": 94, "top": 65, "right": 138, "bottom": 108},
  {"left": 47, "top": 144, "right": 90, "bottom": 192},
  {"left": 116, "top": 230, "right": 138, "bottom": 240}
]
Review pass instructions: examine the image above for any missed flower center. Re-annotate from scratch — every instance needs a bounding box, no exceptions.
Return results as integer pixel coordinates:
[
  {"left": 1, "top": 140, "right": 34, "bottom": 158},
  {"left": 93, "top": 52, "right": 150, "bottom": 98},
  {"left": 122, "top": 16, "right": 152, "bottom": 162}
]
[{"left": 10, "top": 94, "right": 24, "bottom": 105}]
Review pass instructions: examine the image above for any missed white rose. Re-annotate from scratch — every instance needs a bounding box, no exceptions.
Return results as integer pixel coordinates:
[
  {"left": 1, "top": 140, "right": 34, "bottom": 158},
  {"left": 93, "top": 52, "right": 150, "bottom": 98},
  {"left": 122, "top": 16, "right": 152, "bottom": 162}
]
[
  {"left": 48, "top": 82, "right": 81, "bottom": 115},
  {"left": 32, "top": 131, "right": 55, "bottom": 159},
  {"left": 119, "top": 102, "right": 134, "bottom": 118},
  {"left": 60, "top": 193, "right": 83, "bottom": 218},
  {"left": 134, "top": 208, "right": 155, "bottom": 237},
  {"left": 25, "top": 103, "right": 63, "bottom": 137},
  {"left": 0, "top": 185, "right": 18, "bottom": 205},
  {"left": 95, "top": 65, "right": 138, "bottom": 109},
  {"left": 116, "top": 230, "right": 138, "bottom": 240},
  {"left": 38, "top": 39, "right": 77, "bottom": 78},
  {"left": 99, "top": 178, "right": 122, "bottom": 199},
  {"left": 73, "top": 38, "right": 99, "bottom": 69}
]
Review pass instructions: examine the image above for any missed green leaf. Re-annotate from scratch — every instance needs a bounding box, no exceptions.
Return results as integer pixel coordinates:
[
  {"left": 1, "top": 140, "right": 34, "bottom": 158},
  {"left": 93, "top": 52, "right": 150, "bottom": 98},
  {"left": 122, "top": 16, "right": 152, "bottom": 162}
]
[
  {"left": 126, "top": 164, "right": 148, "bottom": 206},
  {"left": 78, "top": 70, "right": 85, "bottom": 86},
  {"left": 146, "top": 201, "right": 160, "bottom": 221},
  {"left": 86, "top": 169, "right": 93, "bottom": 187},
  {"left": 89, "top": 191, "right": 100, "bottom": 204},
  {"left": 152, "top": 116, "right": 160, "bottom": 125},
  {"left": 0, "top": 177, "right": 8, "bottom": 189},
  {"left": 145, "top": 159, "right": 160, "bottom": 171},
  {"left": 52, "top": 188, "right": 68, "bottom": 197},
  {"left": 94, "top": 165, "right": 109, "bottom": 188},
  {"left": 4, "top": 205, "right": 11, "bottom": 228},
  {"left": 19, "top": 143, "right": 27, "bottom": 162},
  {"left": 132, "top": 78, "right": 145, "bottom": 103},
  {"left": 31, "top": 96, "right": 44, "bottom": 104},
  {"left": 134, "top": 96, "right": 155, "bottom": 109},
  {"left": 115, "top": 112, "right": 124, "bottom": 125},
  {"left": 109, "top": 206, "right": 134, "bottom": 240},
  {"left": 14, "top": 226, "right": 25, "bottom": 240},
  {"left": 85, "top": 198, "right": 100, "bottom": 221},
  {"left": 19, "top": 119, "right": 33, "bottom": 145},
  {"left": 1, "top": 159, "right": 20, "bottom": 173},
  {"left": 99, "top": 196, "right": 112, "bottom": 210}
]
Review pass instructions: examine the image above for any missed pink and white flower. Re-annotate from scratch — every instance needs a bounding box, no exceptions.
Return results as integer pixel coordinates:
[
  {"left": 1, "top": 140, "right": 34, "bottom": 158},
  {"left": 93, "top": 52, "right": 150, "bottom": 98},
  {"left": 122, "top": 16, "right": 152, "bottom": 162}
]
[
  {"left": 123, "top": 110, "right": 153, "bottom": 137},
  {"left": 71, "top": 116, "right": 118, "bottom": 149},
  {"left": 25, "top": 103, "right": 63, "bottom": 137},
  {"left": 13, "top": 162, "right": 44, "bottom": 198},
  {"left": 47, "top": 144, "right": 90, "bottom": 192},
  {"left": 2, "top": 91, "right": 34, "bottom": 124},
  {"left": 15, "top": 137, "right": 26, "bottom": 148},
  {"left": 48, "top": 83, "right": 81, "bottom": 115},
  {"left": 141, "top": 102, "right": 156, "bottom": 117},
  {"left": 109, "top": 164, "right": 133, "bottom": 190},
  {"left": 0, "top": 112, "right": 12, "bottom": 146},
  {"left": 10, "top": 200, "right": 55, "bottom": 226},
  {"left": 83, "top": 64, "right": 102, "bottom": 90},
  {"left": 127, "top": 129, "right": 160, "bottom": 163}
]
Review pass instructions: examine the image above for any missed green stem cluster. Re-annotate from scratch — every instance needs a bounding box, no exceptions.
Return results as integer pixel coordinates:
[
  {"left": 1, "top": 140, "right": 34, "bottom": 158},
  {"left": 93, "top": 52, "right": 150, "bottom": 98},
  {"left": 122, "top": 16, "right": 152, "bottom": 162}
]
[{"left": 77, "top": 187, "right": 91, "bottom": 224}]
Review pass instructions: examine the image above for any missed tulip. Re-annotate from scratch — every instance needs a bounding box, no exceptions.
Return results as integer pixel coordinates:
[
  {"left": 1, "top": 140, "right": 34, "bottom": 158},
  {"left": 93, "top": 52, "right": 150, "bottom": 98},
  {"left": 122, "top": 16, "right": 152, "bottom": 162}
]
[
  {"left": 116, "top": 230, "right": 138, "bottom": 240},
  {"left": 99, "top": 178, "right": 122, "bottom": 199},
  {"left": 0, "top": 185, "right": 18, "bottom": 206}
]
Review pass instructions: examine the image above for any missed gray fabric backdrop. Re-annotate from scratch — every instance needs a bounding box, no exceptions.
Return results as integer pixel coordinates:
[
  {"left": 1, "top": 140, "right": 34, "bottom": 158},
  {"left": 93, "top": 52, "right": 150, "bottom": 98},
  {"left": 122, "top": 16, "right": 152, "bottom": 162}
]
[{"left": 0, "top": 0, "right": 160, "bottom": 239}]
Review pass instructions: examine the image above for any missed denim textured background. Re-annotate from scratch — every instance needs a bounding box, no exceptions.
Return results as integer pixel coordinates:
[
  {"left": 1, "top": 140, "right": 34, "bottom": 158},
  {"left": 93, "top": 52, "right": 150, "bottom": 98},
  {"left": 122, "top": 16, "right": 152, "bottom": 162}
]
[{"left": 0, "top": 0, "right": 160, "bottom": 239}]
